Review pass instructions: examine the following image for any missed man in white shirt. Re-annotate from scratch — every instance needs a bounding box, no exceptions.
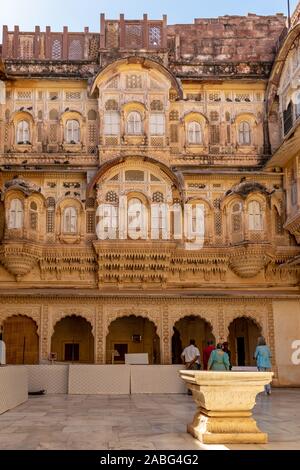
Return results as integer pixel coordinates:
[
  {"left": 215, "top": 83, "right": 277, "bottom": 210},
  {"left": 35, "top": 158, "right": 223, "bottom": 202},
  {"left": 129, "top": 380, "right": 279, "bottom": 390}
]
[{"left": 181, "top": 339, "right": 201, "bottom": 370}]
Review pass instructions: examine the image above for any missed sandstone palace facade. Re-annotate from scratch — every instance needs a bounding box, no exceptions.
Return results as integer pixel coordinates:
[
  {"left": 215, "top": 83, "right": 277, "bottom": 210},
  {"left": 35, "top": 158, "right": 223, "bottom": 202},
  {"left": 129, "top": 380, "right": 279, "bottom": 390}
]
[{"left": 1, "top": 9, "right": 300, "bottom": 385}]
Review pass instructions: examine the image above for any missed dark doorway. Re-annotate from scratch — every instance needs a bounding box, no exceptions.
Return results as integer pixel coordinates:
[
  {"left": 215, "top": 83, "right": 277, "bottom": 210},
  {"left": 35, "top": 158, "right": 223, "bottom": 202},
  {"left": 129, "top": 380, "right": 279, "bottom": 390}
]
[
  {"left": 237, "top": 337, "right": 245, "bottom": 366},
  {"left": 64, "top": 343, "right": 79, "bottom": 361},
  {"left": 114, "top": 343, "right": 128, "bottom": 362}
]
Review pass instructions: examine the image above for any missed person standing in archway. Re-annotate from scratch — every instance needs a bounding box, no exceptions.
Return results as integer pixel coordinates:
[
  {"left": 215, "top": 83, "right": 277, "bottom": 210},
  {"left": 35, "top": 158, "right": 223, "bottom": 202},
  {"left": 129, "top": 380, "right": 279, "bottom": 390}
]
[
  {"left": 181, "top": 339, "right": 201, "bottom": 370},
  {"left": 222, "top": 342, "right": 232, "bottom": 370},
  {"left": 0, "top": 325, "right": 6, "bottom": 366},
  {"left": 208, "top": 343, "right": 230, "bottom": 371},
  {"left": 254, "top": 336, "right": 272, "bottom": 395},
  {"left": 203, "top": 340, "right": 215, "bottom": 370}
]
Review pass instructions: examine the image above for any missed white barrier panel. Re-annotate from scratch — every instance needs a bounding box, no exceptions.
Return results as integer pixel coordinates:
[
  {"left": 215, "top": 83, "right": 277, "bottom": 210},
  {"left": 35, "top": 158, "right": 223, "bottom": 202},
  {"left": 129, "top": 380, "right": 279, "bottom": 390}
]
[
  {"left": 68, "top": 365, "right": 131, "bottom": 395},
  {"left": 130, "top": 365, "right": 186, "bottom": 394},
  {"left": 27, "top": 365, "right": 69, "bottom": 394},
  {"left": 0, "top": 366, "right": 28, "bottom": 415}
]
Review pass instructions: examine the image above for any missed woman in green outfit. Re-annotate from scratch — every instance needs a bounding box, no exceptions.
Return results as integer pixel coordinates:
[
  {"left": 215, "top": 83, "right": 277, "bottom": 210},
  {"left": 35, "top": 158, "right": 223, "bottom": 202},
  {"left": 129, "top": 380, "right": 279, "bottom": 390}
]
[{"left": 208, "top": 343, "right": 230, "bottom": 371}]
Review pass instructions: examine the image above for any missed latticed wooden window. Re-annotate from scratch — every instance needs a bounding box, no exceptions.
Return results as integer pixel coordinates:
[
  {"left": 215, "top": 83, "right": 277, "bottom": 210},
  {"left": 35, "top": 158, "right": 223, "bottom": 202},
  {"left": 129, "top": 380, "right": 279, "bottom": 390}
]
[
  {"left": 232, "top": 203, "right": 242, "bottom": 233},
  {"left": 239, "top": 121, "right": 251, "bottom": 145},
  {"left": 149, "top": 26, "right": 162, "bottom": 47},
  {"left": 29, "top": 201, "right": 38, "bottom": 230},
  {"left": 17, "top": 90, "right": 32, "bottom": 100},
  {"left": 86, "top": 212, "right": 95, "bottom": 234},
  {"left": 125, "top": 24, "right": 143, "bottom": 48},
  {"left": 20, "top": 36, "right": 34, "bottom": 59},
  {"left": 66, "top": 91, "right": 81, "bottom": 101},
  {"left": 169, "top": 110, "right": 179, "bottom": 121},
  {"left": 150, "top": 114, "right": 165, "bottom": 135},
  {"left": 210, "top": 125, "right": 220, "bottom": 144},
  {"left": 214, "top": 212, "right": 222, "bottom": 236},
  {"left": 51, "top": 39, "right": 62, "bottom": 59},
  {"left": 126, "top": 75, "right": 142, "bottom": 89},
  {"left": 86, "top": 196, "right": 96, "bottom": 234},
  {"left": 210, "top": 111, "right": 219, "bottom": 122},
  {"left": 105, "top": 191, "right": 119, "bottom": 203},
  {"left": 88, "top": 123, "right": 96, "bottom": 144},
  {"left": 106, "top": 22, "right": 119, "bottom": 49},
  {"left": 170, "top": 124, "right": 178, "bottom": 143},
  {"left": 150, "top": 100, "right": 163, "bottom": 111},
  {"left": 152, "top": 192, "right": 164, "bottom": 203},
  {"left": 68, "top": 39, "right": 82, "bottom": 60},
  {"left": 104, "top": 112, "right": 120, "bottom": 135},
  {"left": 275, "top": 209, "right": 284, "bottom": 235},
  {"left": 49, "top": 124, "right": 58, "bottom": 143},
  {"left": 46, "top": 198, "right": 55, "bottom": 233},
  {"left": 188, "top": 122, "right": 202, "bottom": 144},
  {"left": 213, "top": 198, "right": 222, "bottom": 236}
]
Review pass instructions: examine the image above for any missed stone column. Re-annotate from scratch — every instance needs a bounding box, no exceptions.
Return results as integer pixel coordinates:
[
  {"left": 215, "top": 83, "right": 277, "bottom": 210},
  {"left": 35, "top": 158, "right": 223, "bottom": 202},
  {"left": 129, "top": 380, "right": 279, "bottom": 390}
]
[
  {"left": 161, "top": 306, "right": 171, "bottom": 364},
  {"left": 96, "top": 305, "right": 105, "bottom": 364},
  {"left": 41, "top": 304, "right": 51, "bottom": 362}
]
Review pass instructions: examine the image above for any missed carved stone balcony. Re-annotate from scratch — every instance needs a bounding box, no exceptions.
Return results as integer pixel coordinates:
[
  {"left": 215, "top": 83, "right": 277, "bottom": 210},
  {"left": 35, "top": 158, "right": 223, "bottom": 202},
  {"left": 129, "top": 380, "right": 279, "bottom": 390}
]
[
  {"left": 0, "top": 241, "right": 41, "bottom": 281},
  {"left": 228, "top": 243, "right": 273, "bottom": 278},
  {"left": 284, "top": 212, "right": 300, "bottom": 243}
]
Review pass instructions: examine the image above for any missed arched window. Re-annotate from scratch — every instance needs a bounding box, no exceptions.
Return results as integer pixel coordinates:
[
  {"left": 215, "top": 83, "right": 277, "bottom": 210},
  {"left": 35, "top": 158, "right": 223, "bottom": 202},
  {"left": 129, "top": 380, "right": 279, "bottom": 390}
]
[
  {"left": 188, "top": 121, "right": 202, "bottom": 144},
  {"left": 239, "top": 121, "right": 251, "bottom": 145},
  {"left": 127, "top": 198, "right": 147, "bottom": 239},
  {"left": 9, "top": 199, "right": 23, "bottom": 229},
  {"left": 150, "top": 114, "right": 165, "bottom": 135},
  {"left": 29, "top": 201, "right": 38, "bottom": 230},
  {"left": 63, "top": 207, "right": 77, "bottom": 233},
  {"left": 16, "top": 120, "right": 30, "bottom": 144},
  {"left": 248, "top": 201, "right": 263, "bottom": 231},
  {"left": 127, "top": 112, "right": 142, "bottom": 135},
  {"left": 65, "top": 120, "right": 80, "bottom": 144},
  {"left": 104, "top": 112, "right": 120, "bottom": 135}
]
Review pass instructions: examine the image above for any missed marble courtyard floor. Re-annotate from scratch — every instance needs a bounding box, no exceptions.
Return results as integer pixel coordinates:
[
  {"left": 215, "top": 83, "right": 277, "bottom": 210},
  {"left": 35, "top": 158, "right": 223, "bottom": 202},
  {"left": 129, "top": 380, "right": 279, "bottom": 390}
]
[{"left": 0, "top": 388, "right": 299, "bottom": 450}]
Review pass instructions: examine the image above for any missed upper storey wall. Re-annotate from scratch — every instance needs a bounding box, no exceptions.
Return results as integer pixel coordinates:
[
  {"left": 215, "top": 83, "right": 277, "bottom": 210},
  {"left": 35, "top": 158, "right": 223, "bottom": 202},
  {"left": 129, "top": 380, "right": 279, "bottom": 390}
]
[
  {"left": 0, "top": 14, "right": 287, "bottom": 80},
  {"left": 168, "top": 14, "right": 286, "bottom": 62}
]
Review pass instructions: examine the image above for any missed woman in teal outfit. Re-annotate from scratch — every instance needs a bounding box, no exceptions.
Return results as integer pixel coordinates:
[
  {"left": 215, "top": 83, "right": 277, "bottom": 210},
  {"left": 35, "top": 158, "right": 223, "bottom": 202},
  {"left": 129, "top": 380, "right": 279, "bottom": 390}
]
[
  {"left": 254, "top": 336, "right": 272, "bottom": 395},
  {"left": 208, "top": 343, "right": 230, "bottom": 371}
]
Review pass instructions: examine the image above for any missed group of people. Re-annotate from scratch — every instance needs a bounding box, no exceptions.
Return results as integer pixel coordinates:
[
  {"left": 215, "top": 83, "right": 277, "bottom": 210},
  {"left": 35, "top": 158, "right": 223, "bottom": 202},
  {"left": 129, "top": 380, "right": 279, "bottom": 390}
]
[
  {"left": 181, "top": 339, "right": 231, "bottom": 371},
  {"left": 181, "top": 336, "right": 272, "bottom": 395}
]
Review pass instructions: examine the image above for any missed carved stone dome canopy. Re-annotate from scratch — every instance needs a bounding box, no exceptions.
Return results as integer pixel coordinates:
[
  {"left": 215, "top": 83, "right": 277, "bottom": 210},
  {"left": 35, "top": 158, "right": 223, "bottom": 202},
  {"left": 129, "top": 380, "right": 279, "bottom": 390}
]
[
  {"left": 225, "top": 181, "right": 272, "bottom": 199},
  {"left": 4, "top": 177, "right": 41, "bottom": 196}
]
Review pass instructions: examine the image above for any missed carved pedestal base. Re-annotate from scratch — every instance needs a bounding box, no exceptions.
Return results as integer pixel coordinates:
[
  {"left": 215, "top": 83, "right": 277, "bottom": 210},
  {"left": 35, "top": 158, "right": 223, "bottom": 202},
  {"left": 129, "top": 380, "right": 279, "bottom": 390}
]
[{"left": 179, "top": 371, "right": 273, "bottom": 444}]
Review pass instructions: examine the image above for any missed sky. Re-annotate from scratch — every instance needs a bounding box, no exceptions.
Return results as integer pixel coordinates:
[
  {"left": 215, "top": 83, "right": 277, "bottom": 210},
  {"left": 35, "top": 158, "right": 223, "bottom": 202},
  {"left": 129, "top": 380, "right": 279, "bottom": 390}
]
[{"left": 0, "top": 0, "right": 298, "bottom": 36}]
